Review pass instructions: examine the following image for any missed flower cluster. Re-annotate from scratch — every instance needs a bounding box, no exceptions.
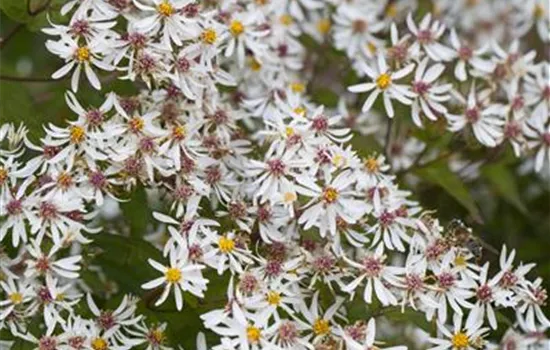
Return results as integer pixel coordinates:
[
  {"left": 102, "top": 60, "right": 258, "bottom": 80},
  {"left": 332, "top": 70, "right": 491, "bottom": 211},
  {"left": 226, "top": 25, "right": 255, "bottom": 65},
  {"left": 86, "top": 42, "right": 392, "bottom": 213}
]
[{"left": 1, "top": 0, "right": 549, "bottom": 349}]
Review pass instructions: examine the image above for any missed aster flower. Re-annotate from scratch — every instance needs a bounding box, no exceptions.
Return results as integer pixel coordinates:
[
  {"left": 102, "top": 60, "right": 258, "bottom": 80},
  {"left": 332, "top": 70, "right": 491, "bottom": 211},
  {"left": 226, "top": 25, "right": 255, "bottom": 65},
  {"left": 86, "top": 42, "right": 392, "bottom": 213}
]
[{"left": 348, "top": 54, "right": 415, "bottom": 117}]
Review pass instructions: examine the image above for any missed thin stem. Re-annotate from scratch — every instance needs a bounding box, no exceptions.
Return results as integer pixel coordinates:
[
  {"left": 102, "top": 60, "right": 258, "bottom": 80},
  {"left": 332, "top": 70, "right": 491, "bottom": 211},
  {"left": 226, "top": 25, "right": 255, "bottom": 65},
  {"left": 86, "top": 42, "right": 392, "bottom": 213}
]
[
  {"left": 27, "top": 0, "right": 52, "bottom": 16},
  {"left": 0, "top": 23, "right": 24, "bottom": 50},
  {"left": 384, "top": 118, "right": 394, "bottom": 162},
  {"left": 0, "top": 74, "right": 60, "bottom": 82}
]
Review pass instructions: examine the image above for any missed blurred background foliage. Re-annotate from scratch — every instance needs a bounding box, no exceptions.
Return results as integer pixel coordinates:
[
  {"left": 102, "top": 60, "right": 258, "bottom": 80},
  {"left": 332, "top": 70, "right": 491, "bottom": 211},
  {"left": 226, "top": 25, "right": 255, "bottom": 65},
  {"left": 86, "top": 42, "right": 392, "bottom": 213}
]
[{"left": 1, "top": 0, "right": 549, "bottom": 348}]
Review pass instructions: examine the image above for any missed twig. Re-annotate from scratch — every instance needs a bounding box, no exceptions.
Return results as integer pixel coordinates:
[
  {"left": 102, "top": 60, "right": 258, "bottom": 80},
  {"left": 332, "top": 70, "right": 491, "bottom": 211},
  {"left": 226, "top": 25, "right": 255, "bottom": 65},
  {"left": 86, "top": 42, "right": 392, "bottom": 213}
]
[
  {"left": 27, "top": 0, "right": 52, "bottom": 16},
  {"left": 0, "top": 23, "right": 24, "bottom": 50}
]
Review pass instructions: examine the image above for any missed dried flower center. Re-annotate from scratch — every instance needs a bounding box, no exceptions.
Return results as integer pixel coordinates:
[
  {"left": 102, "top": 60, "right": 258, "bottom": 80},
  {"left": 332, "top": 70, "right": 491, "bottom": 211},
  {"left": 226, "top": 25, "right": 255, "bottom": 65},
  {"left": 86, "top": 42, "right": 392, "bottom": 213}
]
[
  {"left": 313, "top": 318, "right": 330, "bottom": 335},
  {"left": 147, "top": 328, "right": 165, "bottom": 345},
  {"left": 452, "top": 332, "right": 469, "bottom": 348},
  {"left": 172, "top": 125, "right": 186, "bottom": 140},
  {"left": 458, "top": 46, "right": 472, "bottom": 60},
  {"left": 376, "top": 73, "right": 392, "bottom": 90},
  {"left": 201, "top": 28, "right": 217, "bottom": 45},
  {"left": 97, "top": 311, "right": 115, "bottom": 330},
  {"left": 438, "top": 272, "right": 456, "bottom": 289},
  {"left": 278, "top": 321, "right": 298, "bottom": 344},
  {"left": 323, "top": 187, "right": 339, "bottom": 204},
  {"left": 413, "top": 81, "right": 431, "bottom": 95},
  {"left": 157, "top": 1, "right": 174, "bottom": 16},
  {"left": 417, "top": 29, "right": 433, "bottom": 43},
  {"left": 280, "top": 14, "right": 292, "bottom": 26},
  {"left": 362, "top": 256, "right": 383, "bottom": 277},
  {"left": 75, "top": 46, "right": 90, "bottom": 62},
  {"left": 219, "top": 236, "right": 235, "bottom": 253},
  {"left": 364, "top": 156, "right": 379, "bottom": 173},
  {"left": 405, "top": 274, "right": 424, "bottom": 291},
  {"left": 465, "top": 107, "right": 480, "bottom": 123},
  {"left": 352, "top": 19, "right": 367, "bottom": 33},
  {"left": 39, "top": 336, "right": 57, "bottom": 350},
  {"left": 476, "top": 284, "right": 493, "bottom": 303},
  {"left": 267, "top": 159, "right": 286, "bottom": 177}
]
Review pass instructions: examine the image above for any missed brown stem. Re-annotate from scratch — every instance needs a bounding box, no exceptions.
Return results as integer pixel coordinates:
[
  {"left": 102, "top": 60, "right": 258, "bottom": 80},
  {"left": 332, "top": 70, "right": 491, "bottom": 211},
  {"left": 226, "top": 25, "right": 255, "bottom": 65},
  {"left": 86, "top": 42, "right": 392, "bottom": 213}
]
[{"left": 0, "top": 23, "right": 24, "bottom": 50}]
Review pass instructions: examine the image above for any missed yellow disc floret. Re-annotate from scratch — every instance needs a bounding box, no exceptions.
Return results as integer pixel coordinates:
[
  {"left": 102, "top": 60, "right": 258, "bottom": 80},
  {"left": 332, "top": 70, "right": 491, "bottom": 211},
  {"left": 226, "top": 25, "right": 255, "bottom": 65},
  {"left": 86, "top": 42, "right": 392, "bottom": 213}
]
[
  {"left": 452, "top": 332, "right": 469, "bottom": 349},
  {"left": 313, "top": 318, "right": 330, "bottom": 335},
  {"left": 376, "top": 73, "right": 392, "bottom": 90},
  {"left": 323, "top": 187, "right": 339, "bottom": 204},
  {"left": 230, "top": 20, "right": 244, "bottom": 36},
  {"left": 246, "top": 326, "right": 261, "bottom": 343},
  {"left": 165, "top": 267, "right": 182, "bottom": 283},
  {"left": 75, "top": 46, "right": 90, "bottom": 62},
  {"left": 219, "top": 236, "right": 235, "bottom": 253},
  {"left": 9, "top": 292, "right": 23, "bottom": 304},
  {"left": 201, "top": 28, "right": 217, "bottom": 45},
  {"left": 157, "top": 1, "right": 174, "bottom": 16},
  {"left": 69, "top": 125, "right": 85, "bottom": 144}
]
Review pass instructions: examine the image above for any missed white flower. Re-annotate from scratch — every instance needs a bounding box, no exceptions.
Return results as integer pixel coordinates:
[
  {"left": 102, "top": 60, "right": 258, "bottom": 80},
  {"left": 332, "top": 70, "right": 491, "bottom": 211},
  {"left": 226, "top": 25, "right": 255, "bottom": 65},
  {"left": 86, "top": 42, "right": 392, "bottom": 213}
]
[
  {"left": 410, "top": 57, "right": 452, "bottom": 127},
  {"left": 348, "top": 54, "right": 415, "bottom": 117},
  {"left": 429, "top": 314, "right": 489, "bottom": 350},
  {"left": 141, "top": 248, "right": 208, "bottom": 311},
  {"left": 343, "top": 318, "right": 407, "bottom": 350},
  {"left": 406, "top": 13, "right": 455, "bottom": 62},
  {"left": 296, "top": 170, "right": 366, "bottom": 237},
  {"left": 449, "top": 29, "right": 494, "bottom": 82},
  {"left": 47, "top": 35, "right": 113, "bottom": 92}
]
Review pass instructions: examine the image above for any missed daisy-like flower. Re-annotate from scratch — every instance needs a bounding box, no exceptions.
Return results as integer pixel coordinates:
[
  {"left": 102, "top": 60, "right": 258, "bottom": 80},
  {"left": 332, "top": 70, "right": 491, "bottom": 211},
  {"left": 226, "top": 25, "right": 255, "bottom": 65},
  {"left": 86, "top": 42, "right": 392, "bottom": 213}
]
[
  {"left": 342, "top": 245, "right": 402, "bottom": 306},
  {"left": 202, "top": 230, "right": 254, "bottom": 275},
  {"left": 86, "top": 293, "right": 141, "bottom": 333},
  {"left": 446, "top": 84, "right": 505, "bottom": 148},
  {"left": 25, "top": 241, "right": 82, "bottom": 279},
  {"left": 133, "top": 0, "right": 198, "bottom": 49},
  {"left": 224, "top": 11, "right": 268, "bottom": 68},
  {"left": 46, "top": 35, "right": 113, "bottom": 92},
  {"left": 297, "top": 291, "right": 344, "bottom": 344},
  {"left": 141, "top": 248, "right": 208, "bottom": 311},
  {"left": 429, "top": 314, "right": 489, "bottom": 350},
  {"left": 348, "top": 54, "right": 415, "bottom": 117},
  {"left": 466, "top": 263, "right": 515, "bottom": 330},
  {"left": 0, "top": 278, "right": 33, "bottom": 320},
  {"left": 343, "top": 318, "right": 407, "bottom": 350},
  {"left": 406, "top": 13, "right": 455, "bottom": 62},
  {"left": 410, "top": 57, "right": 452, "bottom": 127},
  {"left": 524, "top": 121, "right": 550, "bottom": 173},
  {"left": 332, "top": 3, "right": 385, "bottom": 57},
  {"left": 449, "top": 29, "right": 494, "bottom": 82},
  {"left": 296, "top": 170, "right": 367, "bottom": 237}
]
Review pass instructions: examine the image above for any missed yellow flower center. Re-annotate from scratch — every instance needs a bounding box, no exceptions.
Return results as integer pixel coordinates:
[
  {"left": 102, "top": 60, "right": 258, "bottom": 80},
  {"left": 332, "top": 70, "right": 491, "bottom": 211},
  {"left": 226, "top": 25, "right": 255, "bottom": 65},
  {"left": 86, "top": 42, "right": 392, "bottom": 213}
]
[
  {"left": 364, "top": 156, "right": 379, "bottom": 173},
  {"left": 376, "top": 73, "right": 392, "bottom": 90},
  {"left": 316, "top": 18, "right": 331, "bottom": 34},
  {"left": 230, "top": 20, "right": 244, "bottom": 36},
  {"left": 290, "top": 82, "right": 305, "bottom": 93},
  {"left": 9, "top": 292, "right": 23, "bottom": 304},
  {"left": 323, "top": 187, "right": 339, "bottom": 204},
  {"left": 249, "top": 57, "right": 262, "bottom": 71},
  {"left": 128, "top": 117, "right": 144, "bottom": 133},
  {"left": 285, "top": 126, "right": 295, "bottom": 137},
  {"left": 293, "top": 106, "right": 306, "bottom": 116},
  {"left": 172, "top": 125, "right": 186, "bottom": 139},
  {"left": 247, "top": 326, "right": 261, "bottom": 343},
  {"left": 69, "top": 125, "right": 85, "bottom": 144},
  {"left": 385, "top": 3, "right": 397, "bottom": 17},
  {"left": 201, "top": 28, "right": 217, "bottom": 45},
  {"left": 75, "top": 46, "right": 90, "bottom": 62},
  {"left": 367, "top": 42, "right": 377, "bottom": 54},
  {"left": 266, "top": 291, "right": 281, "bottom": 305},
  {"left": 149, "top": 328, "right": 165, "bottom": 344},
  {"left": 55, "top": 293, "right": 65, "bottom": 301},
  {"left": 0, "top": 167, "right": 8, "bottom": 185},
  {"left": 313, "top": 318, "right": 330, "bottom": 335},
  {"left": 165, "top": 267, "right": 182, "bottom": 283},
  {"left": 57, "top": 172, "right": 73, "bottom": 189},
  {"left": 283, "top": 192, "right": 297, "bottom": 203},
  {"left": 534, "top": 4, "right": 544, "bottom": 18},
  {"left": 280, "top": 14, "right": 293, "bottom": 26},
  {"left": 157, "top": 1, "right": 174, "bottom": 16},
  {"left": 454, "top": 254, "right": 467, "bottom": 267},
  {"left": 333, "top": 154, "right": 345, "bottom": 167},
  {"left": 91, "top": 338, "right": 108, "bottom": 350},
  {"left": 219, "top": 236, "right": 235, "bottom": 253},
  {"left": 452, "top": 332, "right": 469, "bottom": 348}
]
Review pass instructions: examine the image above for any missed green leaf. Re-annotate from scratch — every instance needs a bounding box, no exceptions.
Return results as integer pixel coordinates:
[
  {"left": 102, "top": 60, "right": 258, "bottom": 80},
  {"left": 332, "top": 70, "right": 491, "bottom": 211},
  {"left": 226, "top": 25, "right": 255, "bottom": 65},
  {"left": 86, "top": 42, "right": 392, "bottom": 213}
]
[
  {"left": 93, "top": 233, "right": 163, "bottom": 294},
  {"left": 119, "top": 184, "right": 150, "bottom": 237},
  {"left": 415, "top": 160, "right": 482, "bottom": 223},
  {"left": 481, "top": 163, "right": 527, "bottom": 214}
]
